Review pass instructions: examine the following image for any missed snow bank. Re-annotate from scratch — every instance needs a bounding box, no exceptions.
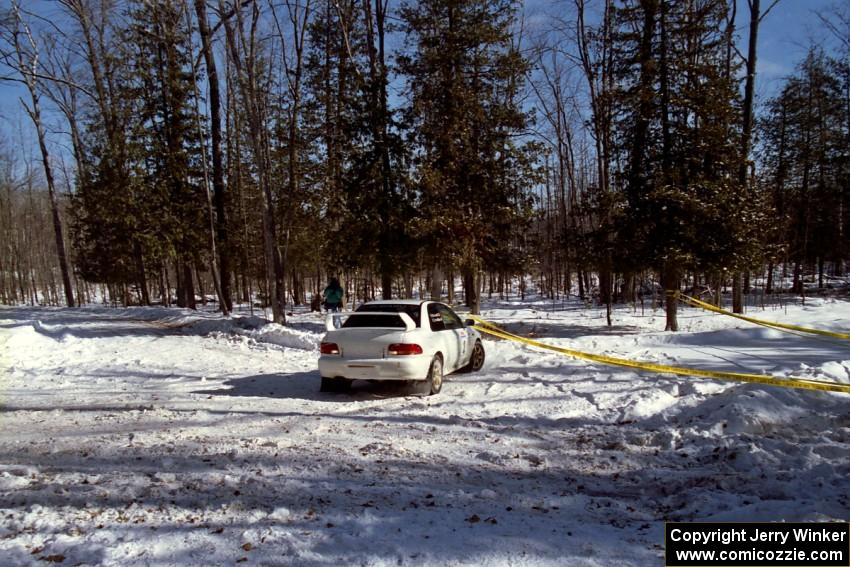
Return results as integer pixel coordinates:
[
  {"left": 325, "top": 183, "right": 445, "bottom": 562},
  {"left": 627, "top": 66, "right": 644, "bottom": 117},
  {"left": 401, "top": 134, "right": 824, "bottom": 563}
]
[
  {"left": 201, "top": 319, "right": 320, "bottom": 351},
  {"left": 2, "top": 296, "right": 849, "bottom": 566},
  {"left": 139, "top": 310, "right": 323, "bottom": 351},
  {"left": 7, "top": 306, "right": 322, "bottom": 352}
]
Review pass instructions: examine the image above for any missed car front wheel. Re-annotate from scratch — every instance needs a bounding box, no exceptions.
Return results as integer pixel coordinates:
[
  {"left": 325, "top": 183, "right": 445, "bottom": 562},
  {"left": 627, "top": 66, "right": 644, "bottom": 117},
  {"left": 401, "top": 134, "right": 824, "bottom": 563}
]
[{"left": 458, "top": 341, "right": 485, "bottom": 373}]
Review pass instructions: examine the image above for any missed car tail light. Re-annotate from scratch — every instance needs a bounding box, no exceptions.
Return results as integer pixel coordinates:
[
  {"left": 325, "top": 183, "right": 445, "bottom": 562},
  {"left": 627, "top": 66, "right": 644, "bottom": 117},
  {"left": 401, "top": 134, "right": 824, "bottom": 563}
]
[
  {"left": 388, "top": 343, "right": 423, "bottom": 356},
  {"left": 321, "top": 342, "right": 340, "bottom": 355}
]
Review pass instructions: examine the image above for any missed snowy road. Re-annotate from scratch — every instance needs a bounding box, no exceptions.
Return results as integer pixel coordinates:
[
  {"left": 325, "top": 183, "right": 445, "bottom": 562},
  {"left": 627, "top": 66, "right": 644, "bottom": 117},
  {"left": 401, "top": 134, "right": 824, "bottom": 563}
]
[{"left": 1, "top": 300, "right": 849, "bottom": 566}]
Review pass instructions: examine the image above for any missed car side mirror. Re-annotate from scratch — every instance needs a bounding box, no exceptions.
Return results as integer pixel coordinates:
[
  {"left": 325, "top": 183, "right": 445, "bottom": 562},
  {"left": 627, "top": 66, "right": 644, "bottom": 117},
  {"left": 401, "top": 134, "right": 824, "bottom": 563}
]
[{"left": 464, "top": 319, "right": 476, "bottom": 327}]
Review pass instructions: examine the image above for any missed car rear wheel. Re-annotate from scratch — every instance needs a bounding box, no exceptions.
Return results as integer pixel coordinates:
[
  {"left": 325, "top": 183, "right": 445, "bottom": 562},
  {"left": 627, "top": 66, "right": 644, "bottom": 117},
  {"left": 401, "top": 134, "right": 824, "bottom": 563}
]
[
  {"left": 426, "top": 355, "right": 443, "bottom": 395},
  {"left": 458, "top": 341, "right": 485, "bottom": 373}
]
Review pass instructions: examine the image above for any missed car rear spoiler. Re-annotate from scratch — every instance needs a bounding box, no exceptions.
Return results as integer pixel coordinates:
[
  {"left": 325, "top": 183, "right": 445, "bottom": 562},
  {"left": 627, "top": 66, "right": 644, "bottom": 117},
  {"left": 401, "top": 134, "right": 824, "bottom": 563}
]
[{"left": 325, "top": 311, "right": 417, "bottom": 332}]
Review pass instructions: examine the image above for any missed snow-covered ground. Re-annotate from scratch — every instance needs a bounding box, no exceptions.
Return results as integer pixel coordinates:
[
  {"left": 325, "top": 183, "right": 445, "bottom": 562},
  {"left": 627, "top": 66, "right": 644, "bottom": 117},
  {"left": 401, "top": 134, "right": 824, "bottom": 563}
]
[{"left": 1, "top": 296, "right": 849, "bottom": 566}]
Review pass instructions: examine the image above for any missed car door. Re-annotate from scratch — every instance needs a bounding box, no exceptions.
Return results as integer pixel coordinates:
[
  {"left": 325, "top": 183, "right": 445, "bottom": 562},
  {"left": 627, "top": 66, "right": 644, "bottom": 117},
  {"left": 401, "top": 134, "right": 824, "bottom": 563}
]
[
  {"left": 436, "top": 304, "right": 466, "bottom": 372},
  {"left": 427, "top": 303, "right": 460, "bottom": 371}
]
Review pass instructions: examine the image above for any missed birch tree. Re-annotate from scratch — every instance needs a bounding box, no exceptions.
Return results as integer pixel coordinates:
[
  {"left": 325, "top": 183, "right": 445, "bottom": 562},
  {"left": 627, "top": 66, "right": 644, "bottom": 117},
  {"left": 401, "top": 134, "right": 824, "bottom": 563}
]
[{"left": 0, "top": 2, "right": 75, "bottom": 307}]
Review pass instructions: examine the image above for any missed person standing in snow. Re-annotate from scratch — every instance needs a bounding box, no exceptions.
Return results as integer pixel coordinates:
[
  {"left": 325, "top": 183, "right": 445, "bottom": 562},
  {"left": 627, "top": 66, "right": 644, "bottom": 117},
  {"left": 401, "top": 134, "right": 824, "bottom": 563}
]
[{"left": 323, "top": 277, "right": 344, "bottom": 312}]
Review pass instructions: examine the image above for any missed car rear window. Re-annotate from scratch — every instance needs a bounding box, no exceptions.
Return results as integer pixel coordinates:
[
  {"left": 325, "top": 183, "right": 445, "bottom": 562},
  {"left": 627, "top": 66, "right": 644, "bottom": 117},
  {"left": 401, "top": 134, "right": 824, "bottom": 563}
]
[
  {"left": 347, "top": 303, "right": 422, "bottom": 328},
  {"left": 341, "top": 313, "right": 407, "bottom": 328}
]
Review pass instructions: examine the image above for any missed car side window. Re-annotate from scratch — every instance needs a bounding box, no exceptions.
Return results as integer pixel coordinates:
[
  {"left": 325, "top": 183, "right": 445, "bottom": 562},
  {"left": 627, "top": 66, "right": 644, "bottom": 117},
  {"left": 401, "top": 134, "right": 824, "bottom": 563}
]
[
  {"left": 438, "top": 305, "right": 463, "bottom": 330},
  {"left": 427, "top": 303, "right": 445, "bottom": 332}
]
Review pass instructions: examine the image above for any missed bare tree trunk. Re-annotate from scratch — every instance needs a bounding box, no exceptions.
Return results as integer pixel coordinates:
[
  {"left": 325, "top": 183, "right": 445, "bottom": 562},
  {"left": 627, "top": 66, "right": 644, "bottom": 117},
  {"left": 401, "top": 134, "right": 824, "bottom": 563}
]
[
  {"left": 576, "top": 0, "right": 615, "bottom": 327},
  {"left": 578, "top": 269, "right": 585, "bottom": 300},
  {"left": 359, "top": 0, "right": 395, "bottom": 299},
  {"left": 132, "top": 240, "right": 149, "bottom": 305},
  {"left": 734, "top": 0, "right": 762, "bottom": 314},
  {"left": 8, "top": 4, "right": 75, "bottom": 307},
  {"left": 183, "top": 1, "right": 226, "bottom": 315},
  {"left": 662, "top": 266, "right": 679, "bottom": 332},
  {"left": 600, "top": 268, "right": 612, "bottom": 326},
  {"left": 463, "top": 264, "right": 481, "bottom": 315},
  {"left": 183, "top": 261, "right": 196, "bottom": 310},
  {"left": 160, "top": 264, "right": 169, "bottom": 307},
  {"left": 792, "top": 261, "right": 801, "bottom": 294},
  {"left": 194, "top": 0, "right": 233, "bottom": 314},
  {"left": 221, "top": 0, "right": 286, "bottom": 323},
  {"left": 270, "top": 0, "right": 312, "bottom": 307},
  {"left": 430, "top": 265, "right": 442, "bottom": 300},
  {"left": 195, "top": 262, "right": 207, "bottom": 306},
  {"left": 732, "top": 273, "right": 742, "bottom": 313},
  {"left": 765, "top": 262, "right": 774, "bottom": 294}
]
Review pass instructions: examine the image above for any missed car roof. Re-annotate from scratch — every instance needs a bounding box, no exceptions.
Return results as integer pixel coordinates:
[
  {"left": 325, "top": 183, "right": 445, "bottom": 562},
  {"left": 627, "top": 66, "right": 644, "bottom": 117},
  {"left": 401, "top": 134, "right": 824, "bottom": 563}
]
[{"left": 360, "top": 299, "right": 427, "bottom": 306}]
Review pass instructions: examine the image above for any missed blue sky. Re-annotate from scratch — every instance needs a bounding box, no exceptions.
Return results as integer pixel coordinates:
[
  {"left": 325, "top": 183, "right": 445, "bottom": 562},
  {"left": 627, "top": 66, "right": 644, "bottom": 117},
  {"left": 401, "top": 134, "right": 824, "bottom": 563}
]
[
  {"left": 748, "top": 0, "right": 842, "bottom": 95},
  {"left": 0, "top": 0, "right": 844, "bottom": 170}
]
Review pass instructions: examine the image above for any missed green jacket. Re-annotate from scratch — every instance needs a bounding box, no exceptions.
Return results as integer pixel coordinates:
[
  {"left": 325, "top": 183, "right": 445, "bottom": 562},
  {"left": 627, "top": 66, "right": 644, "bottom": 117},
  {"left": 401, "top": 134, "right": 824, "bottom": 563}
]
[{"left": 323, "top": 285, "right": 343, "bottom": 304}]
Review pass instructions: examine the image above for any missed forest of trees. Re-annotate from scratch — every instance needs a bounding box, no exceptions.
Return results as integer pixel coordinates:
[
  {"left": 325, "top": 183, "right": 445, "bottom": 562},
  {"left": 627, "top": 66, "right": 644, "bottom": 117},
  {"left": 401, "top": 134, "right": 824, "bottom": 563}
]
[{"left": 0, "top": 0, "right": 848, "bottom": 330}]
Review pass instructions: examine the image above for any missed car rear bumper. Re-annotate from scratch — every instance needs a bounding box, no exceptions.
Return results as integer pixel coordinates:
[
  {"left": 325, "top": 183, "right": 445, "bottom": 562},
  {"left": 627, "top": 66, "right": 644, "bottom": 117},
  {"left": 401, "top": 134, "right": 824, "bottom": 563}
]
[{"left": 319, "top": 355, "right": 431, "bottom": 381}]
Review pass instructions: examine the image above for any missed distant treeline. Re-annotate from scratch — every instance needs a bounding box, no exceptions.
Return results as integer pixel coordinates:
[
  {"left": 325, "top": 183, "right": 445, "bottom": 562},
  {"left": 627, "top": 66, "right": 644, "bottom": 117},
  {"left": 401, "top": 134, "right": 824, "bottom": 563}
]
[{"left": 0, "top": 0, "right": 848, "bottom": 330}]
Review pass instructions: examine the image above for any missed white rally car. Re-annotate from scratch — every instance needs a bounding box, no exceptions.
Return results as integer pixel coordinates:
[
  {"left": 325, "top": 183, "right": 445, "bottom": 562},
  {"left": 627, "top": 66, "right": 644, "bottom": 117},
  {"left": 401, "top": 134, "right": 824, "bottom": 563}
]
[{"left": 318, "top": 300, "right": 486, "bottom": 395}]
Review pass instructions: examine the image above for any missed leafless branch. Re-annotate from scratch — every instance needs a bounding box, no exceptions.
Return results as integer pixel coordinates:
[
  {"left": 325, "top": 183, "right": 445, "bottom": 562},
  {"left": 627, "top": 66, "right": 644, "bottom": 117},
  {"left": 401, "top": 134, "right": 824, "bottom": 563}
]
[
  {"left": 760, "top": 0, "right": 782, "bottom": 23},
  {"left": 816, "top": 10, "right": 850, "bottom": 51}
]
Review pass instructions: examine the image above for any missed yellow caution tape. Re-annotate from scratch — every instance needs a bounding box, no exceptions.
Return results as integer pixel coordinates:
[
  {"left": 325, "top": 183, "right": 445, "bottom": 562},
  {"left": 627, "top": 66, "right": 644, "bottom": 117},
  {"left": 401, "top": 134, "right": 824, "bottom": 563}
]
[
  {"left": 673, "top": 291, "right": 850, "bottom": 341},
  {"left": 468, "top": 315, "right": 850, "bottom": 395}
]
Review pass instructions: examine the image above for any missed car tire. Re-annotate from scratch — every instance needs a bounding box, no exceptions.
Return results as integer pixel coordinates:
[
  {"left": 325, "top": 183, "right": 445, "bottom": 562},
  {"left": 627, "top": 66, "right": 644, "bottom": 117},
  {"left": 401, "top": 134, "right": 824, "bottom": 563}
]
[
  {"left": 320, "top": 377, "right": 351, "bottom": 393},
  {"left": 458, "top": 341, "right": 485, "bottom": 373},
  {"left": 425, "top": 355, "right": 443, "bottom": 395}
]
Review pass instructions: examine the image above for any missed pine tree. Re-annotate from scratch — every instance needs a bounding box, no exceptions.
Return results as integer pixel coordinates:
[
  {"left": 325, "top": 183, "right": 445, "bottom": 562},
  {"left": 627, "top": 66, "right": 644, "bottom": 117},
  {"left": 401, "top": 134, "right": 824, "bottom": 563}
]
[
  {"left": 399, "top": 0, "right": 539, "bottom": 313},
  {"left": 303, "top": 0, "right": 413, "bottom": 298},
  {"left": 69, "top": 0, "right": 144, "bottom": 299},
  {"left": 125, "top": 0, "right": 208, "bottom": 308},
  {"left": 612, "top": 0, "right": 761, "bottom": 330},
  {"left": 762, "top": 49, "right": 848, "bottom": 290}
]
